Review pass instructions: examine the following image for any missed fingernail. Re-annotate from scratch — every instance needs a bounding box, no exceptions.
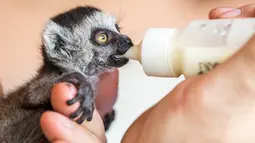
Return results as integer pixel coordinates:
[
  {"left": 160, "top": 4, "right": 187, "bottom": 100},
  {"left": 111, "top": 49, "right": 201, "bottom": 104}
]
[
  {"left": 220, "top": 8, "right": 242, "bottom": 17},
  {"left": 64, "top": 82, "right": 76, "bottom": 96},
  {"left": 214, "top": 7, "right": 236, "bottom": 14}
]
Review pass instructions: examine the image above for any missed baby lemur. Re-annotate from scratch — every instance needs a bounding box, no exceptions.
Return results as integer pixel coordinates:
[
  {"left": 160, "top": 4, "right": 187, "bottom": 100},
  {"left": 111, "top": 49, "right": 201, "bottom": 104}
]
[{"left": 0, "top": 6, "right": 133, "bottom": 143}]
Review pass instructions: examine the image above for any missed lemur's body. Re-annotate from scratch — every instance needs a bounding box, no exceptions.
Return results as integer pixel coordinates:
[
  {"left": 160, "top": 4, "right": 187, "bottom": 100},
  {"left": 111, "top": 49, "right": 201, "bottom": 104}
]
[{"left": 0, "top": 6, "right": 133, "bottom": 143}]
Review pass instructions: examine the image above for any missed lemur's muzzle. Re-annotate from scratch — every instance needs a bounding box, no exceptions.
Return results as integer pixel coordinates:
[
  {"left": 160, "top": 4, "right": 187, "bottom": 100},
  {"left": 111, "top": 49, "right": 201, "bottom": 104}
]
[{"left": 108, "top": 35, "right": 133, "bottom": 67}]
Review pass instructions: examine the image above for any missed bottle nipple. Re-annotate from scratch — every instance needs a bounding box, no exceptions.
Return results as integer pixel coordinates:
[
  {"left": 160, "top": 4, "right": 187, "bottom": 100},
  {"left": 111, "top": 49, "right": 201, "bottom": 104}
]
[{"left": 123, "top": 41, "right": 142, "bottom": 63}]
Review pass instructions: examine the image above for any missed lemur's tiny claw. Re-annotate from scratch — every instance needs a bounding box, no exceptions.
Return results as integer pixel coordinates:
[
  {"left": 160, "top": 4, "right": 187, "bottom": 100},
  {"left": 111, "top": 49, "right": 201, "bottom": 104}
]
[
  {"left": 69, "top": 107, "right": 83, "bottom": 119},
  {"left": 87, "top": 113, "right": 93, "bottom": 121},
  {"left": 67, "top": 98, "right": 78, "bottom": 105},
  {"left": 77, "top": 112, "right": 88, "bottom": 124}
]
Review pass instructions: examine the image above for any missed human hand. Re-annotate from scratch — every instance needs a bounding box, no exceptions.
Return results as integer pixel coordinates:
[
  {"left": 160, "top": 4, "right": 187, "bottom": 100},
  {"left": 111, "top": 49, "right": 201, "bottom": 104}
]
[{"left": 122, "top": 4, "right": 255, "bottom": 143}]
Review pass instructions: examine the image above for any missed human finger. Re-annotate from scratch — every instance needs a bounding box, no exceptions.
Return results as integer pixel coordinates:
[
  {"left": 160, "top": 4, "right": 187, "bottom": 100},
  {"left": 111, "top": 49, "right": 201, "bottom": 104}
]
[
  {"left": 209, "top": 4, "right": 255, "bottom": 19},
  {"left": 40, "top": 111, "right": 103, "bottom": 143},
  {"left": 209, "top": 7, "right": 236, "bottom": 19},
  {"left": 50, "top": 82, "right": 106, "bottom": 141}
]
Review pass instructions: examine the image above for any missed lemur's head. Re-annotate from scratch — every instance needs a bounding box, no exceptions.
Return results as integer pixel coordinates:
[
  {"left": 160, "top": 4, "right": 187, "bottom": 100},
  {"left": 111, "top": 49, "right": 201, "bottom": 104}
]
[{"left": 42, "top": 6, "right": 133, "bottom": 75}]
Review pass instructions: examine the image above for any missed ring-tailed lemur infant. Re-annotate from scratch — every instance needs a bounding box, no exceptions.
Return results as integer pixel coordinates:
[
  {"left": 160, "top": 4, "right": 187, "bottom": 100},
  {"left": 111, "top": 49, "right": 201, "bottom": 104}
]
[{"left": 0, "top": 6, "right": 133, "bottom": 143}]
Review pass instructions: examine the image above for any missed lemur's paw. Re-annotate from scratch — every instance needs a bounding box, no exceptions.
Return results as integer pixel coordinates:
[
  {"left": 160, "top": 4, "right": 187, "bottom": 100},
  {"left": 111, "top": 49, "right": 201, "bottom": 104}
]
[{"left": 60, "top": 72, "right": 95, "bottom": 124}]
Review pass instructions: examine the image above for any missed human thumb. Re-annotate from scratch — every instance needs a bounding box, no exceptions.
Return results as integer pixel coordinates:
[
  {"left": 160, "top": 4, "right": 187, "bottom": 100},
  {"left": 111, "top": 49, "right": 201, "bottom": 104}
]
[
  {"left": 219, "top": 34, "right": 255, "bottom": 75},
  {"left": 202, "top": 34, "right": 255, "bottom": 98}
]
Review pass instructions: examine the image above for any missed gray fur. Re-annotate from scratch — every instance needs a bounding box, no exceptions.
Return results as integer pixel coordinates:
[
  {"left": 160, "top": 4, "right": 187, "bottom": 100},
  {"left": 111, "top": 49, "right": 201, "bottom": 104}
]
[{"left": 0, "top": 6, "right": 133, "bottom": 143}]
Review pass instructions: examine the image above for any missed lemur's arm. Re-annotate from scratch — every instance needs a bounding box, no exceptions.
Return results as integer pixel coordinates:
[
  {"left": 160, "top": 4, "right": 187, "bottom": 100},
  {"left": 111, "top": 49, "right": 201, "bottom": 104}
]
[
  {"left": 21, "top": 71, "right": 95, "bottom": 124},
  {"left": 20, "top": 72, "right": 59, "bottom": 108}
]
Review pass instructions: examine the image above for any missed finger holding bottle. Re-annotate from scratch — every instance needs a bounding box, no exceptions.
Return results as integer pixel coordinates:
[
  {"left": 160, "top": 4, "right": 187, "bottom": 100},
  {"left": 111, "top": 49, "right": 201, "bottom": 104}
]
[{"left": 209, "top": 3, "right": 255, "bottom": 19}]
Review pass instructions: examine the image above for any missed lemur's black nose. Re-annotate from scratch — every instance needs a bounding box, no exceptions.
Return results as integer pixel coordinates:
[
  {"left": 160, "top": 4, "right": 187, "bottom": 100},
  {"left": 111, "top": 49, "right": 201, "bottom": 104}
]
[
  {"left": 124, "top": 37, "right": 133, "bottom": 46},
  {"left": 122, "top": 35, "right": 133, "bottom": 47},
  {"left": 117, "top": 35, "right": 134, "bottom": 54}
]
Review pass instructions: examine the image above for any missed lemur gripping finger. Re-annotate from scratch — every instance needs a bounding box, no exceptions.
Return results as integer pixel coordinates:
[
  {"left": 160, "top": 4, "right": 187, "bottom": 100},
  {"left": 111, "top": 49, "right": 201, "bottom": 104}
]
[{"left": 0, "top": 6, "right": 133, "bottom": 143}]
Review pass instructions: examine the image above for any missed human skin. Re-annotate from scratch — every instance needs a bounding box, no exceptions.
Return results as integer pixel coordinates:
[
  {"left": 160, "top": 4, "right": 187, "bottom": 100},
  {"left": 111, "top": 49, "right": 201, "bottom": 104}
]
[{"left": 41, "top": 4, "right": 255, "bottom": 143}]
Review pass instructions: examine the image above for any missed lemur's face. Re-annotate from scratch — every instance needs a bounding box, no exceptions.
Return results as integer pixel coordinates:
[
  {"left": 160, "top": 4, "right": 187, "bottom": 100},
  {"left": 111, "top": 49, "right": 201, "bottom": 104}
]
[
  {"left": 42, "top": 6, "right": 133, "bottom": 74},
  {"left": 89, "top": 20, "right": 133, "bottom": 68}
]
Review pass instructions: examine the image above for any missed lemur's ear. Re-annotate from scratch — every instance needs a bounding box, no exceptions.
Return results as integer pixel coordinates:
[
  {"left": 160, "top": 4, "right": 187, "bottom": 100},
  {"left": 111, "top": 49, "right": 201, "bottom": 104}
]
[
  {"left": 42, "top": 20, "right": 73, "bottom": 60},
  {"left": 42, "top": 20, "right": 66, "bottom": 50}
]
